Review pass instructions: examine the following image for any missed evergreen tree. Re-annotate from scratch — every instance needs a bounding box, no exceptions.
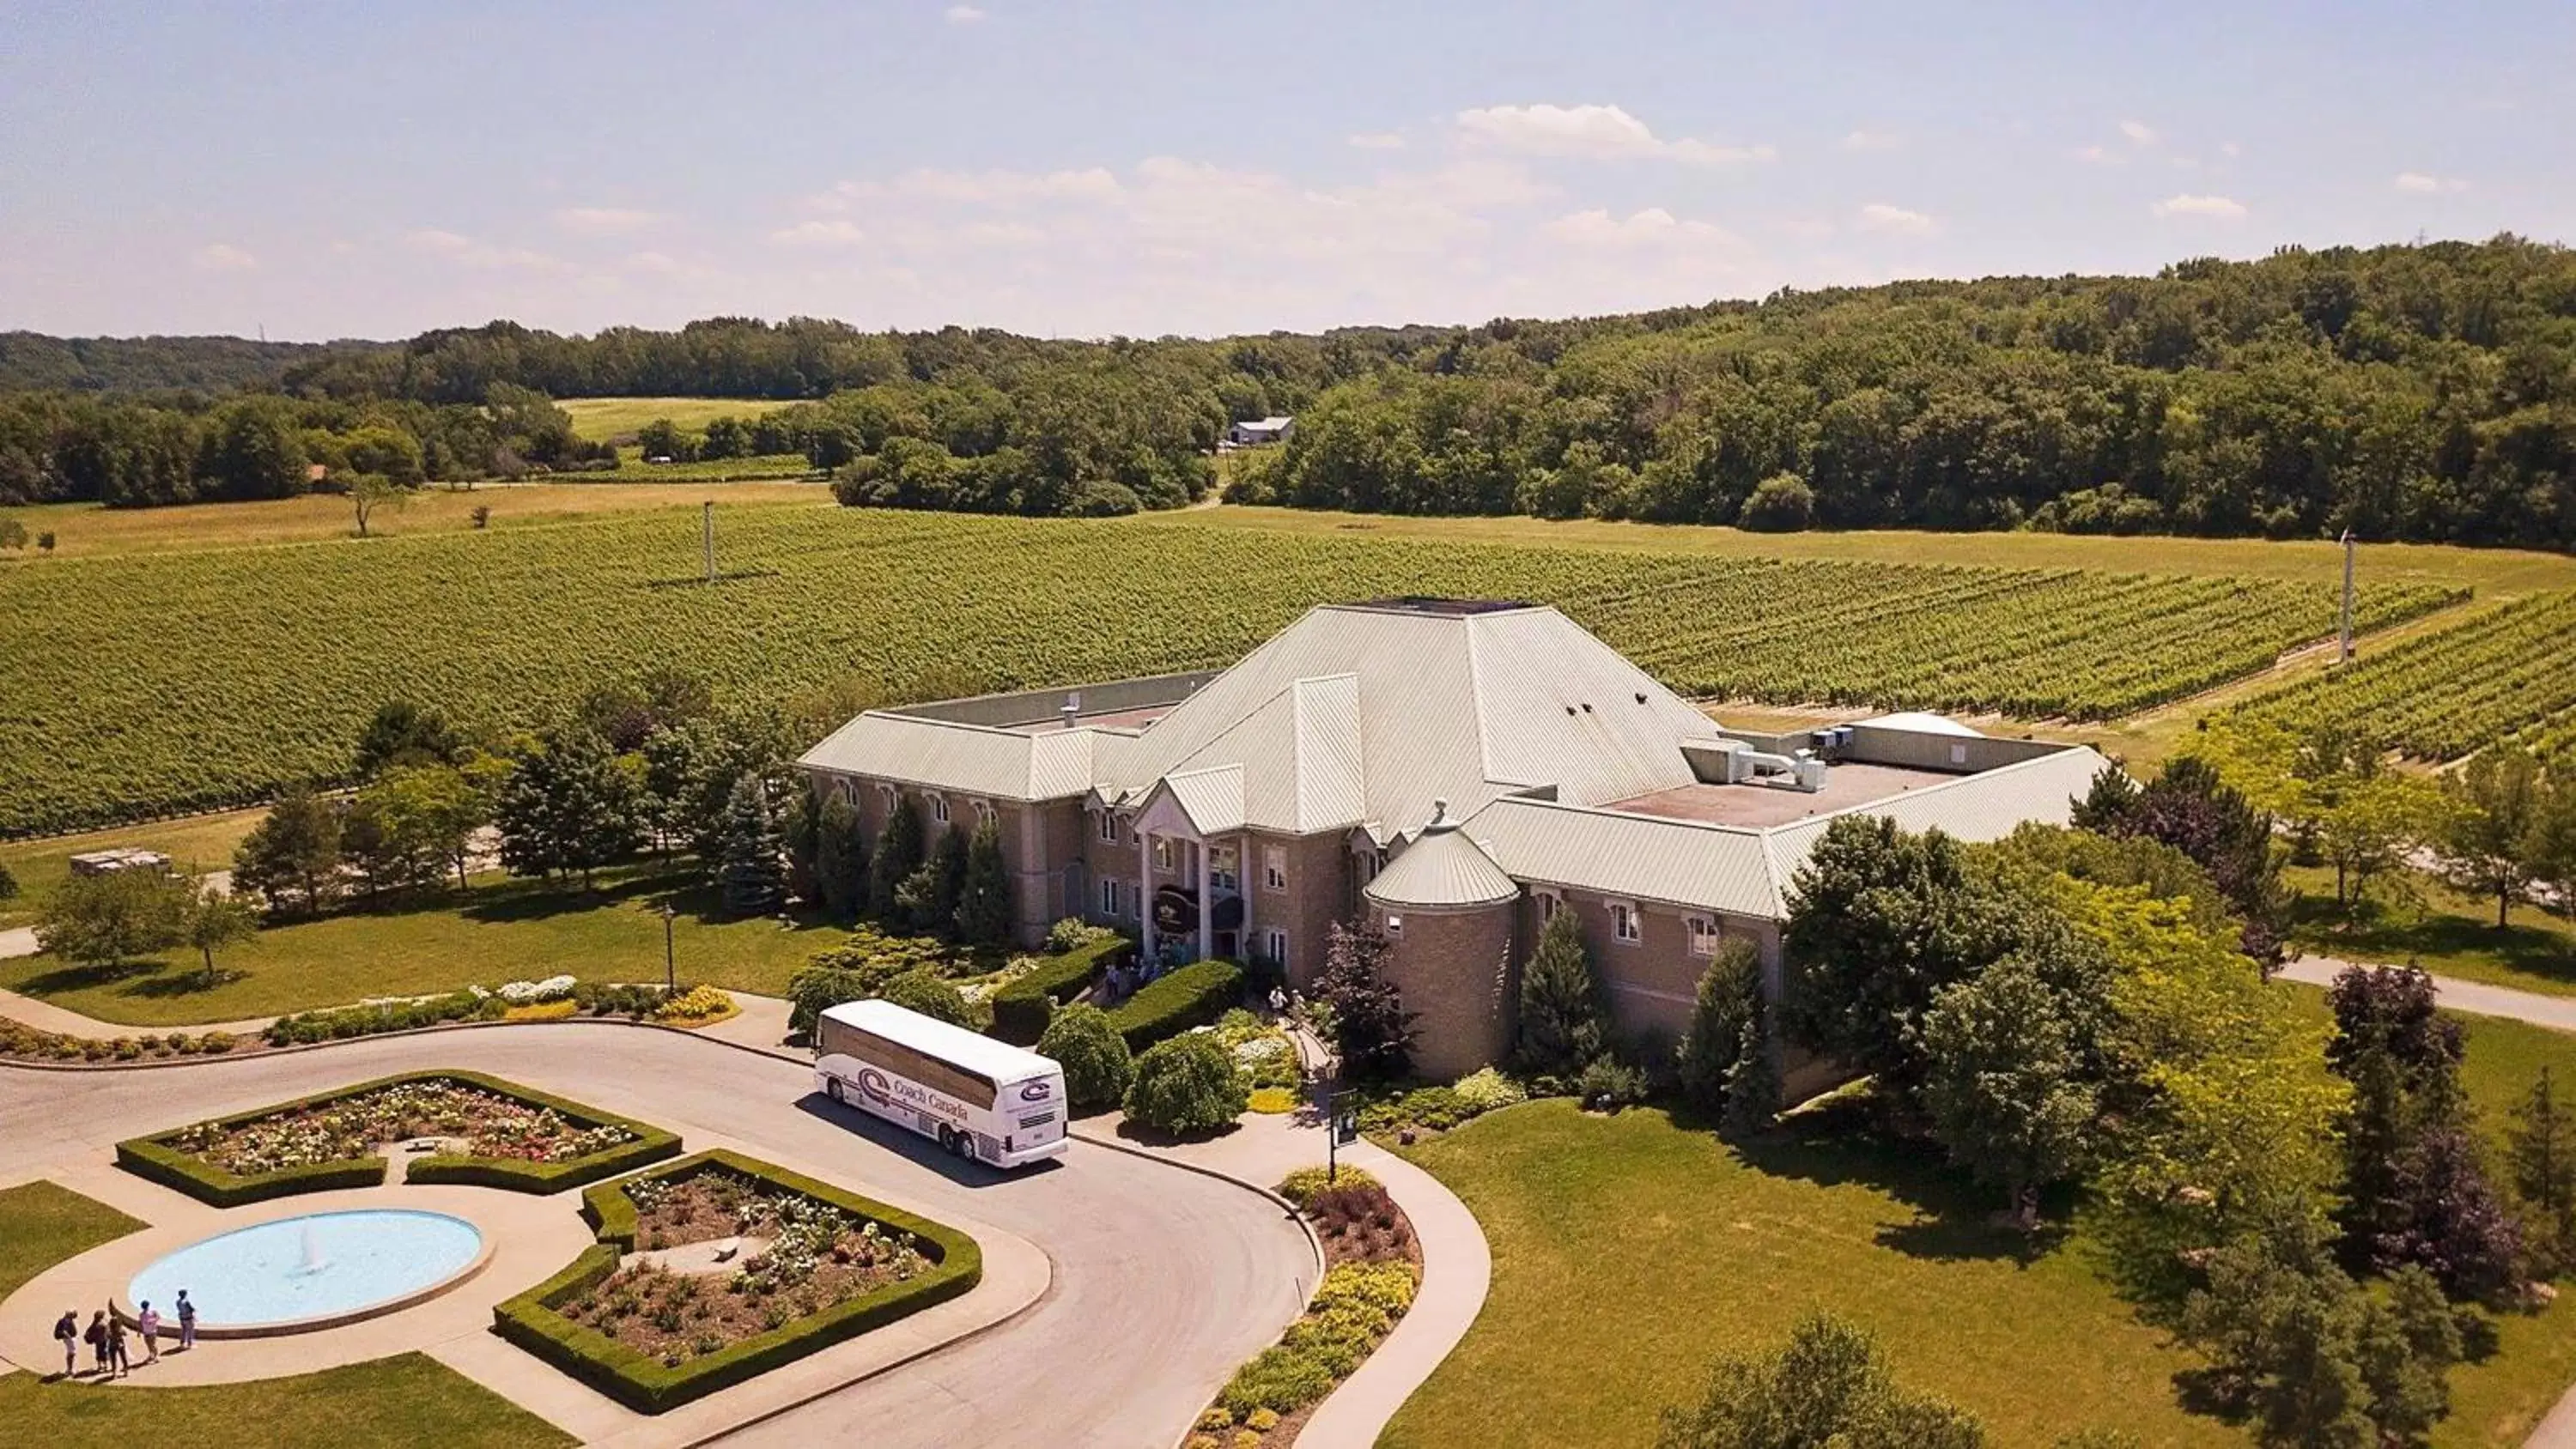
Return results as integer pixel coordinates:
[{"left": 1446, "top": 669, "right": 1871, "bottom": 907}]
[
  {"left": 1677, "top": 937, "right": 1762, "bottom": 1113},
  {"left": 1517, "top": 906, "right": 1609, "bottom": 1082},
  {"left": 232, "top": 785, "right": 345, "bottom": 918},
  {"left": 915, "top": 823, "right": 970, "bottom": 936},
  {"left": 717, "top": 772, "right": 787, "bottom": 915},
  {"left": 352, "top": 699, "right": 465, "bottom": 778},
  {"left": 812, "top": 790, "right": 868, "bottom": 920},
  {"left": 2509, "top": 1067, "right": 2576, "bottom": 1276},
  {"left": 493, "top": 729, "right": 644, "bottom": 888},
  {"left": 954, "top": 814, "right": 1015, "bottom": 945},
  {"left": 2068, "top": 762, "right": 2141, "bottom": 833},
  {"left": 1315, "top": 920, "right": 1415, "bottom": 1079},
  {"left": 866, "top": 795, "right": 924, "bottom": 921},
  {"left": 1721, "top": 1016, "right": 1783, "bottom": 1139},
  {"left": 781, "top": 782, "right": 819, "bottom": 904},
  {"left": 1657, "top": 1313, "right": 1985, "bottom": 1449}
]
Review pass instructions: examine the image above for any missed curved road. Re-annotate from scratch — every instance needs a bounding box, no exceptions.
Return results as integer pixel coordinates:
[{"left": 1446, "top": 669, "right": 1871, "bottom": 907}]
[{"left": 0, "top": 1024, "right": 1315, "bottom": 1448}]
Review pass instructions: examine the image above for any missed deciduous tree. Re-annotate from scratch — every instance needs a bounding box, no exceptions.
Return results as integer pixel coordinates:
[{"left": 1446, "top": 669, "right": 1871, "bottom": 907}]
[
  {"left": 34, "top": 867, "right": 185, "bottom": 969},
  {"left": 178, "top": 874, "right": 259, "bottom": 988},
  {"left": 1315, "top": 920, "right": 1415, "bottom": 1080},
  {"left": 1922, "top": 954, "right": 2100, "bottom": 1227},
  {"left": 2444, "top": 746, "right": 2543, "bottom": 928},
  {"left": 1656, "top": 1312, "right": 1985, "bottom": 1449}
]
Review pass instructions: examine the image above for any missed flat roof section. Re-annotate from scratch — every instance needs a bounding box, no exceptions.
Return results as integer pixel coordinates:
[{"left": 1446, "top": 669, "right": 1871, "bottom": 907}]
[
  {"left": 1004, "top": 703, "right": 1176, "bottom": 735},
  {"left": 1607, "top": 761, "right": 1965, "bottom": 830}
]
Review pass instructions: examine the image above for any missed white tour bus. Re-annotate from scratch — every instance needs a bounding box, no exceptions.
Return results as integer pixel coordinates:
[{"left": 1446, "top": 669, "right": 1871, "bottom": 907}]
[{"left": 814, "top": 998, "right": 1069, "bottom": 1169}]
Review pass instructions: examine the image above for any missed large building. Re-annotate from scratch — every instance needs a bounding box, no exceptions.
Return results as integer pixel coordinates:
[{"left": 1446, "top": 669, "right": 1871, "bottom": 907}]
[{"left": 798, "top": 599, "right": 2110, "bottom": 1078}]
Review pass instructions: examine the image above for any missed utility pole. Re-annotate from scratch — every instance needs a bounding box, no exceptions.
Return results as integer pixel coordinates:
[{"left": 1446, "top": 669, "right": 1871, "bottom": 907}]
[
  {"left": 2338, "top": 529, "right": 2356, "bottom": 663},
  {"left": 702, "top": 500, "right": 716, "bottom": 584}
]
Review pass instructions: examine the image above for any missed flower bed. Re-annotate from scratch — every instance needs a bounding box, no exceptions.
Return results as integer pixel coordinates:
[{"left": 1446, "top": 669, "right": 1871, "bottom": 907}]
[
  {"left": 495, "top": 1149, "right": 981, "bottom": 1412},
  {"left": 116, "top": 1070, "right": 682, "bottom": 1206},
  {"left": 3, "top": 1020, "right": 246, "bottom": 1064},
  {"left": 652, "top": 985, "right": 735, "bottom": 1025}
]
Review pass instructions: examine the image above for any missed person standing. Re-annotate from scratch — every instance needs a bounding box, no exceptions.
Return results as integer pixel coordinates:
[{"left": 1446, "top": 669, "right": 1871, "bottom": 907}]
[
  {"left": 175, "top": 1289, "right": 197, "bottom": 1351},
  {"left": 105, "top": 1308, "right": 130, "bottom": 1377},
  {"left": 53, "top": 1311, "right": 78, "bottom": 1379},
  {"left": 137, "top": 1301, "right": 161, "bottom": 1363},
  {"left": 83, "top": 1310, "right": 108, "bottom": 1375}
]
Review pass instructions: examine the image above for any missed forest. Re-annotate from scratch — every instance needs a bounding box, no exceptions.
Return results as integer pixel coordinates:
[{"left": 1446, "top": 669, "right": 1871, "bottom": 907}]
[{"left": 2, "top": 236, "right": 2571, "bottom": 545}]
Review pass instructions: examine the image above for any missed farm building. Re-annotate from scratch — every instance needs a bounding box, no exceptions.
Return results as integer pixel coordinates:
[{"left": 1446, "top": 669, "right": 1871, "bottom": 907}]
[
  {"left": 798, "top": 599, "right": 2110, "bottom": 1079},
  {"left": 1223, "top": 415, "right": 1294, "bottom": 446}
]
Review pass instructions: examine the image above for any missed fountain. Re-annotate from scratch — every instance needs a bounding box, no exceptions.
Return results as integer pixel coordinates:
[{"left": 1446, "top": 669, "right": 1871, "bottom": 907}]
[{"left": 126, "top": 1209, "right": 486, "bottom": 1337}]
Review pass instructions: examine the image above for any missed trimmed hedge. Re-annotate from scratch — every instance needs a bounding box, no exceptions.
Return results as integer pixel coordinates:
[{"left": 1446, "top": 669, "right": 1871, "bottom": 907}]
[
  {"left": 1106, "top": 959, "right": 1246, "bottom": 1052},
  {"left": 114, "top": 1070, "right": 682, "bottom": 1208},
  {"left": 988, "top": 934, "right": 1133, "bottom": 1045},
  {"left": 495, "top": 1148, "right": 983, "bottom": 1413}
]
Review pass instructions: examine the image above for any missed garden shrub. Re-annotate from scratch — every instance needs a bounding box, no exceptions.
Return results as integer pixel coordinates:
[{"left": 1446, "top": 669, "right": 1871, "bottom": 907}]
[
  {"left": 1276, "top": 1165, "right": 1379, "bottom": 1208},
  {"left": 1035, "top": 1003, "right": 1133, "bottom": 1109},
  {"left": 264, "top": 988, "right": 501, "bottom": 1046},
  {"left": 1451, "top": 1066, "right": 1528, "bottom": 1114},
  {"left": 1312, "top": 1259, "right": 1417, "bottom": 1318},
  {"left": 1577, "top": 1055, "right": 1653, "bottom": 1113},
  {"left": 1123, "top": 1033, "right": 1249, "bottom": 1135},
  {"left": 653, "top": 985, "right": 732, "bottom": 1022},
  {"left": 1248, "top": 1087, "right": 1297, "bottom": 1114},
  {"left": 1218, "top": 1344, "right": 1337, "bottom": 1420},
  {"left": 1107, "top": 960, "right": 1246, "bottom": 1051},
  {"left": 989, "top": 932, "right": 1130, "bottom": 1044},
  {"left": 876, "top": 969, "right": 982, "bottom": 1030},
  {"left": 494, "top": 1148, "right": 981, "bottom": 1413}
]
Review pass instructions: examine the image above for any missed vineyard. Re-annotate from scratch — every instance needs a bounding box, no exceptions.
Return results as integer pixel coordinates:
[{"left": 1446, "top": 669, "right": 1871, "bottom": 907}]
[
  {"left": 0, "top": 507, "right": 2463, "bottom": 836},
  {"left": 2223, "top": 590, "right": 2576, "bottom": 762}
]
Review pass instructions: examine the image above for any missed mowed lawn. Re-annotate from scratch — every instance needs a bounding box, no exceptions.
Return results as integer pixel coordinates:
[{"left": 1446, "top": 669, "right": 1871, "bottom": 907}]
[
  {"left": 2288, "top": 863, "right": 2576, "bottom": 998},
  {"left": 0, "top": 864, "right": 840, "bottom": 1026},
  {"left": 1388, "top": 1003, "right": 2576, "bottom": 1449},
  {"left": 0, "top": 808, "right": 269, "bottom": 929},
  {"left": 0, "top": 1180, "right": 142, "bottom": 1299}
]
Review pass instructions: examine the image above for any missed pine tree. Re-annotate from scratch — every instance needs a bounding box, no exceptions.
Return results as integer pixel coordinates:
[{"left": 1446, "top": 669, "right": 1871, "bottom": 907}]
[
  {"left": 1678, "top": 937, "right": 1763, "bottom": 1113},
  {"left": 1516, "top": 906, "right": 1607, "bottom": 1082},
  {"left": 1721, "top": 1016, "right": 1782, "bottom": 1139},
  {"left": 2509, "top": 1067, "right": 2576, "bottom": 1275},
  {"left": 718, "top": 773, "right": 787, "bottom": 915},
  {"left": 866, "top": 795, "right": 923, "bottom": 921},
  {"left": 911, "top": 824, "right": 969, "bottom": 937},
  {"left": 781, "top": 783, "right": 819, "bottom": 904},
  {"left": 494, "top": 729, "right": 644, "bottom": 888},
  {"left": 954, "top": 815, "right": 1015, "bottom": 945},
  {"left": 812, "top": 790, "right": 867, "bottom": 920},
  {"left": 233, "top": 785, "right": 346, "bottom": 917}
]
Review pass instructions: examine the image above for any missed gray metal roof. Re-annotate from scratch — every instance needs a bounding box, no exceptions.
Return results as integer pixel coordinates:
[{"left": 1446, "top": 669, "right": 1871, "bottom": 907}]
[
  {"left": 798, "top": 712, "right": 1102, "bottom": 802},
  {"left": 1365, "top": 804, "right": 1520, "bottom": 908}
]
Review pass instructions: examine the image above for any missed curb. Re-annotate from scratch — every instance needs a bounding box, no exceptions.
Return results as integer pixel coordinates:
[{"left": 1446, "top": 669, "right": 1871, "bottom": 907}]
[
  {"left": 1069, "top": 1125, "right": 1327, "bottom": 1290},
  {"left": 0, "top": 1012, "right": 807, "bottom": 1075}
]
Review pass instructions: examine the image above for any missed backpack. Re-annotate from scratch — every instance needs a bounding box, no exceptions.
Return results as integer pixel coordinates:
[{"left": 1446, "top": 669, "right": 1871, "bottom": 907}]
[{"left": 84, "top": 1319, "right": 106, "bottom": 1348}]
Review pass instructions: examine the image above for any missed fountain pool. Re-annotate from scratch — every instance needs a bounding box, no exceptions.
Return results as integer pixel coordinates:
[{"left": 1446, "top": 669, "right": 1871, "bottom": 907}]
[{"left": 127, "top": 1209, "right": 486, "bottom": 1334}]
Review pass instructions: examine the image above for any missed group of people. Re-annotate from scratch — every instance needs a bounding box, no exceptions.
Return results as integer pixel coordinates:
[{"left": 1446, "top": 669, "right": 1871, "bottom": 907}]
[{"left": 52, "top": 1290, "right": 194, "bottom": 1379}]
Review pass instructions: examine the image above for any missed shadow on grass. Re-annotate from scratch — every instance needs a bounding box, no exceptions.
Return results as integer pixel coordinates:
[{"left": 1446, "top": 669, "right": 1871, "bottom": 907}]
[
  {"left": 8, "top": 957, "right": 167, "bottom": 996},
  {"left": 1695, "top": 1094, "right": 2065, "bottom": 1266},
  {"left": 2291, "top": 893, "right": 2576, "bottom": 987}
]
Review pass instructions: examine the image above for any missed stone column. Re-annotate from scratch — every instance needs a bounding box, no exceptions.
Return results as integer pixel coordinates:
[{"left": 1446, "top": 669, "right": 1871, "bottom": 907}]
[
  {"left": 1138, "top": 822, "right": 1155, "bottom": 961},
  {"left": 1197, "top": 837, "right": 1213, "bottom": 963}
]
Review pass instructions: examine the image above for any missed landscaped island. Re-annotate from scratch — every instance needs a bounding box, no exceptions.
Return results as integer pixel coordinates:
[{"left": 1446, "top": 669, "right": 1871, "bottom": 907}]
[{"left": 495, "top": 1149, "right": 981, "bottom": 1411}]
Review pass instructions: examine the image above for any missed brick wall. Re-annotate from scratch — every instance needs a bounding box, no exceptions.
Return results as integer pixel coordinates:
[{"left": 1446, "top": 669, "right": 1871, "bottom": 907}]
[{"left": 1375, "top": 900, "right": 1516, "bottom": 1081}]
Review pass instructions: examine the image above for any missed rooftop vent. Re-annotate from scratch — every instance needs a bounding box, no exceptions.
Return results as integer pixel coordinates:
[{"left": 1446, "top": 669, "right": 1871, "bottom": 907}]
[{"left": 1060, "top": 691, "right": 1082, "bottom": 729}]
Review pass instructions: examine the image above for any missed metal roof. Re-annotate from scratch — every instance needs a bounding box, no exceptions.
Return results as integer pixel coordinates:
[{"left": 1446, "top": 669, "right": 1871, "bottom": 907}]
[
  {"left": 798, "top": 711, "right": 1101, "bottom": 802},
  {"left": 1366, "top": 805, "right": 1519, "bottom": 908},
  {"left": 819, "top": 997, "right": 1062, "bottom": 1082}
]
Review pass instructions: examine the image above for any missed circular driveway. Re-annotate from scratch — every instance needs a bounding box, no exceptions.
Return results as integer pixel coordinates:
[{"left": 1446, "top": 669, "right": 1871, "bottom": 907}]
[{"left": 0, "top": 1023, "right": 1315, "bottom": 1448}]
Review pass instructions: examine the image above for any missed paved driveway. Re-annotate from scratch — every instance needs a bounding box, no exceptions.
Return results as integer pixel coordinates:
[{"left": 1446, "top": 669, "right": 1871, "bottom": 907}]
[{"left": 0, "top": 1023, "right": 1315, "bottom": 1449}]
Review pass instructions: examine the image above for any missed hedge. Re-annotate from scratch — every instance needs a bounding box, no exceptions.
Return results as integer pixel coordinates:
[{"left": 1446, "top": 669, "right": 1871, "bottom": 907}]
[
  {"left": 495, "top": 1148, "right": 983, "bottom": 1413},
  {"left": 988, "top": 934, "right": 1133, "bottom": 1045},
  {"left": 114, "top": 1070, "right": 683, "bottom": 1208},
  {"left": 1106, "top": 959, "right": 1246, "bottom": 1052}
]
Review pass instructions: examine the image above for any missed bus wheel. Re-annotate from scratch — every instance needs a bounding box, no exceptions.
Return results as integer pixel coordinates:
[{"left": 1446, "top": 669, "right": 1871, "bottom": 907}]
[
  {"left": 945, "top": 1130, "right": 971, "bottom": 1160},
  {"left": 935, "top": 1125, "right": 957, "bottom": 1154},
  {"left": 827, "top": 1077, "right": 845, "bottom": 1105}
]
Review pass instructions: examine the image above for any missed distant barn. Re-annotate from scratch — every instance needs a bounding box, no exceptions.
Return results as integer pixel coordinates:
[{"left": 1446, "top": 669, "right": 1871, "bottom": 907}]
[{"left": 1223, "top": 415, "right": 1293, "bottom": 447}]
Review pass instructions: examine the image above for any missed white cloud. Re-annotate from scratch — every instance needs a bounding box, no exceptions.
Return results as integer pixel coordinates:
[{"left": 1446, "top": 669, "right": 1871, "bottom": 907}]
[
  {"left": 403, "top": 228, "right": 569, "bottom": 270},
  {"left": 1541, "top": 207, "right": 1737, "bottom": 250},
  {"left": 1346, "top": 130, "right": 1405, "bottom": 150},
  {"left": 2394, "top": 171, "right": 2467, "bottom": 194},
  {"left": 2152, "top": 192, "right": 2247, "bottom": 219},
  {"left": 770, "top": 219, "right": 866, "bottom": 246},
  {"left": 1856, "top": 203, "right": 1935, "bottom": 236},
  {"left": 2119, "top": 119, "right": 2159, "bottom": 146},
  {"left": 553, "top": 206, "right": 659, "bottom": 234},
  {"left": 944, "top": 4, "right": 986, "bottom": 22},
  {"left": 1840, "top": 129, "right": 1902, "bottom": 152},
  {"left": 191, "top": 243, "right": 257, "bottom": 271},
  {"left": 1453, "top": 103, "right": 1773, "bottom": 165}
]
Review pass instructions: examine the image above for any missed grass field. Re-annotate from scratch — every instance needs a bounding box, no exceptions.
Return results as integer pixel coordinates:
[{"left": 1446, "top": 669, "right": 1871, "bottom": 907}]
[
  {"left": 0, "top": 483, "right": 829, "bottom": 559},
  {"left": 0, "top": 506, "right": 2462, "bottom": 836},
  {"left": 0, "top": 1180, "right": 143, "bottom": 1300},
  {"left": 0, "top": 808, "right": 267, "bottom": 929},
  {"left": 0, "top": 862, "right": 838, "bottom": 1026},
  {"left": 557, "top": 396, "right": 780, "bottom": 441},
  {"left": 0, "top": 1356, "right": 573, "bottom": 1448},
  {"left": 612, "top": 448, "right": 821, "bottom": 482},
  {"left": 2288, "top": 863, "right": 2576, "bottom": 997},
  {"left": 1387, "top": 1003, "right": 2576, "bottom": 1449}
]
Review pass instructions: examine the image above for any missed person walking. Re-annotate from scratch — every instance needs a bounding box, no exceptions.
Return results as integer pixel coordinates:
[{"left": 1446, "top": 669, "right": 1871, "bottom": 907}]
[
  {"left": 53, "top": 1310, "right": 78, "bottom": 1379},
  {"left": 175, "top": 1289, "right": 197, "bottom": 1351},
  {"left": 106, "top": 1308, "right": 131, "bottom": 1377},
  {"left": 83, "top": 1310, "right": 108, "bottom": 1375},
  {"left": 137, "top": 1301, "right": 161, "bottom": 1363}
]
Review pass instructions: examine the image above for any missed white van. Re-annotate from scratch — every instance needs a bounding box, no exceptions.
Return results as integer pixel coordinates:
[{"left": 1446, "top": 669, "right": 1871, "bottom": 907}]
[{"left": 814, "top": 998, "right": 1070, "bottom": 1169}]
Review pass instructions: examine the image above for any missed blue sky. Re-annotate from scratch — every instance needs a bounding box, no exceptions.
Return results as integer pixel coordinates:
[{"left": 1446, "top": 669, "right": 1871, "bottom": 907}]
[{"left": 3, "top": 1, "right": 2568, "bottom": 341}]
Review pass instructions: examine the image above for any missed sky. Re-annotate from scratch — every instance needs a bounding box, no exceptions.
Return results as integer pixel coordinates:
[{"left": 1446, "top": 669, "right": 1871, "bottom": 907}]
[{"left": 3, "top": 1, "right": 2571, "bottom": 343}]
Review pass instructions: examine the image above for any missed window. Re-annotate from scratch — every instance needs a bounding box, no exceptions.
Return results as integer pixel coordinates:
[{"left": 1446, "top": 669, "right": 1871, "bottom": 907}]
[
  {"left": 1259, "top": 927, "right": 1289, "bottom": 963},
  {"left": 1383, "top": 913, "right": 1402, "bottom": 937},
  {"left": 1099, "top": 878, "right": 1122, "bottom": 918},
  {"left": 1610, "top": 900, "right": 1641, "bottom": 944},
  {"left": 1097, "top": 811, "right": 1121, "bottom": 844},
  {"left": 931, "top": 796, "right": 951, "bottom": 826},
  {"left": 1211, "top": 844, "right": 1239, "bottom": 891},
  {"left": 1687, "top": 915, "right": 1718, "bottom": 956},
  {"left": 975, "top": 799, "right": 995, "bottom": 823},
  {"left": 1152, "top": 837, "right": 1174, "bottom": 871},
  {"left": 1534, "top": 890, "right": 1559, "bottom": 924},
  {"left": 1263, "top": 845, "right": 1286, "bottom": 890}
]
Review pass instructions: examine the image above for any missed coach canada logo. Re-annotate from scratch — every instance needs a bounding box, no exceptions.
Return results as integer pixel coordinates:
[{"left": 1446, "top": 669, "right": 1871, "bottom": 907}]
[
  {"left": 1018, "top": 1081, "right": 1054, "bottom": 1102},
  {"left": 856, "top": 1068, "right": 896, "bottom": 1105}
]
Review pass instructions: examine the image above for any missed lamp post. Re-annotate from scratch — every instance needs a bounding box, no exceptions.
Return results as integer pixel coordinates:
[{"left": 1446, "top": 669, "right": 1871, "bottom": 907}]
[{"left": 659, "top": 902, "right": 677, "bottom": 996}]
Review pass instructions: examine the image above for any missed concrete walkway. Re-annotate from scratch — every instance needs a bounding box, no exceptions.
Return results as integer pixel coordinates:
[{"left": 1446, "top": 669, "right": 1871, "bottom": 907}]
[
  {"left": 0, "top": 926, "right": 36, "bottom": 961},
  {"left": 2276, "top": 955, "right": 2576, "bottom": 1034}
]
